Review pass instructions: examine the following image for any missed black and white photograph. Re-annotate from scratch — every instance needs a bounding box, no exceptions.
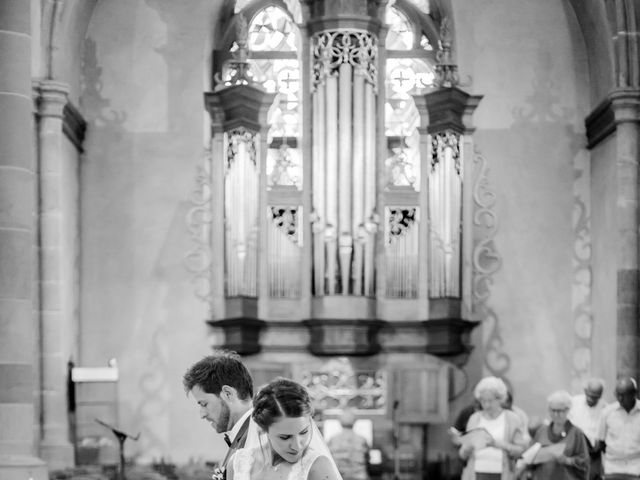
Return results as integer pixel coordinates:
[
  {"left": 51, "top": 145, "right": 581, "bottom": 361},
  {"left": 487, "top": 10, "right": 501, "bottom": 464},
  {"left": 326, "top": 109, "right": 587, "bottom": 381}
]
[{"left": 1, "top": 1, "right": 639, "bottom": 479}]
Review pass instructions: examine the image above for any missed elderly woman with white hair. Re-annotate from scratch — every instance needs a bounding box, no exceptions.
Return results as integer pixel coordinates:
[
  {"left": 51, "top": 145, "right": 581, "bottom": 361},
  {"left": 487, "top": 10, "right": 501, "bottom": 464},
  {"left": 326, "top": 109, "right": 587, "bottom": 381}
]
[
  {"left": 459, "top": 376, "right": 528, "bottom": 480},
  {"left": 528, "top": 390, "right": 589, "bottom": 480}
]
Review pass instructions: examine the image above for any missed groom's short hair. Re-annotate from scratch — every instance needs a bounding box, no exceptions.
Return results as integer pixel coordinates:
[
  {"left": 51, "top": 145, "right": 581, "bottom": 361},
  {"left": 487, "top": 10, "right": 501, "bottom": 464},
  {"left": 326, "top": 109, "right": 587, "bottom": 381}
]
[{"left": 183, "top": 350, "right": 254, "bottom": 400}]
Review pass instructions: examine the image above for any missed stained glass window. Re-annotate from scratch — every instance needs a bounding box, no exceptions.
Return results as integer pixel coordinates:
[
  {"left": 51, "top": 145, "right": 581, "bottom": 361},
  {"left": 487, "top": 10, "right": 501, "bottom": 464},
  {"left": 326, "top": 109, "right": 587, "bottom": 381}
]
[
  {"left": 246, "top": 7, "right": 302, "bottom": 190},
  {"left": 386, "top": 7, "right": 413, "bottom": 50},
  {"left": 387, "top": 58, "right": 435, "bottom": 99},
  {"left": 385, "top": 6, "right": 436, "bottom": 192},
  {"left": 247, "top": 5, "right": 303, "bottom": 297},
  {"left": 404, "top": 0, "right": 430, "bottom": 14},
  {"left": 248, "top": 6, "right": 298, "bottom": 52}
]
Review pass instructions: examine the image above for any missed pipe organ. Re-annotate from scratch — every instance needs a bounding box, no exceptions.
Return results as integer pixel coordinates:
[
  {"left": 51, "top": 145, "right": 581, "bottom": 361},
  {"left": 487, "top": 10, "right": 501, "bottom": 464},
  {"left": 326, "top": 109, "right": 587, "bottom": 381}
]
[
  {"left": 200, "top": 0, "right": 482, "bottom": 324},
  {"left": 429, "top": 131, "right": 462, "bottom": 297},
  {"left": 311, "top": 30, "right": 378, "bottom": 296},
  {"left": 224, "top": 127, "right": 260, "bottom": 297},
  {"left": 197, "top": 7, "right": 484, "bottom": 480}
]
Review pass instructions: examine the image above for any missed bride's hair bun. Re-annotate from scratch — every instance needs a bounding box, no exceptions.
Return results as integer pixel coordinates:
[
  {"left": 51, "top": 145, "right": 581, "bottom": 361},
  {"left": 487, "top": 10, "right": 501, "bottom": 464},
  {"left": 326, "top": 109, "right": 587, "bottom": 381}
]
[{"left": 252, "top": 377, "right": 313, "bottom": 430}]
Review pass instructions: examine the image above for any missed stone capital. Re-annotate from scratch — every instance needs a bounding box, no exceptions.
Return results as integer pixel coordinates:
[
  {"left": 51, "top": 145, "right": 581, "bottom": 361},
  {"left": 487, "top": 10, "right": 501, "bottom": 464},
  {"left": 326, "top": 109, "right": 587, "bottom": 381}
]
[
  {"left": 609, "top": 88, "right": 640, "bottom": 124},
  {"left": 33, "top": 80, "right": 70, "bottom": 118}
]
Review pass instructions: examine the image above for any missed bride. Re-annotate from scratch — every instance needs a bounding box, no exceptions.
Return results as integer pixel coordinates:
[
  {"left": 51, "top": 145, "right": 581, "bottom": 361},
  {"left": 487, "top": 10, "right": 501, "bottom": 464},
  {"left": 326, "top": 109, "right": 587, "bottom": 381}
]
[{"left": 227, "top": 378, "right": 343, "bottom": 480}]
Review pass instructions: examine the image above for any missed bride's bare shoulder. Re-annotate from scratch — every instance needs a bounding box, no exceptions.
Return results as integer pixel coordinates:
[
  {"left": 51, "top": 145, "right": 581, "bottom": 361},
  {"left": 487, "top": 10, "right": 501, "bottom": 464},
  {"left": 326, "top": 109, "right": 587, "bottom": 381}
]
[{"left": 307, "top": 455, "right": 339, "bottom": 480}]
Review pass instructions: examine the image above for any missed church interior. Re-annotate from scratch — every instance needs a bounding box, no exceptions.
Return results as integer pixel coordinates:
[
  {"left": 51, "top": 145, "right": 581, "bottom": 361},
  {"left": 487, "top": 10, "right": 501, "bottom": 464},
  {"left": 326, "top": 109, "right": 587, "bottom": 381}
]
[{"left": 1, "top": 0, "right": 639, "bottom": 479}]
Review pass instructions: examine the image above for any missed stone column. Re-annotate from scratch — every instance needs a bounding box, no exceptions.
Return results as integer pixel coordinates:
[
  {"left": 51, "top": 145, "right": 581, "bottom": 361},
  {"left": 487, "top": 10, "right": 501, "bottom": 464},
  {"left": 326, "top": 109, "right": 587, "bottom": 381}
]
[
  {"left": 0, "top": 0, "right": 48, "bottom": 478},
  {"left": 610, "top": 88, "right": 640, "bottom": 382},
  {"left": 34, "top": 80, "right": 75, "bottom": 470}
]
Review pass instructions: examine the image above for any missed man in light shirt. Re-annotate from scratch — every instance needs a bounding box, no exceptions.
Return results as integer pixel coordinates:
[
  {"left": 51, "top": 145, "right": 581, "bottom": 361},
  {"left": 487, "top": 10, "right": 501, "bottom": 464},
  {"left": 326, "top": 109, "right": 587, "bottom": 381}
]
[
  {"left": 569, "top": 378, "right": 608, "bottom": 480},
  {"left": 596, "top": 377, "right": 640, "bottom": 479}
]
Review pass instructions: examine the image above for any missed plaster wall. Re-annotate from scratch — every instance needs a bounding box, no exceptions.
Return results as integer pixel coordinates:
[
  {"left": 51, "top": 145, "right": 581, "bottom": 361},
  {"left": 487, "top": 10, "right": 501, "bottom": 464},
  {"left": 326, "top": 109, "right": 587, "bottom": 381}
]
[
  {"left": 79, "top": 0, "right": 222, "bottom": 462},
  {"left": 61, "top": 136, "right": 81, "bottom": 366},
  {"left": 454, "top": 0, "right": 591, "bottom": 419},
  {"left": 57, "top": 0, "right": 100, "bottom": 104},
  {"left": 565, "top": 0, "right": 615, "bottom": 104},
  {"left": 590, "top": 135, "right": 618, "bottom": 394},
  {"left": 77, "top": 0, "right": 595, "bottom": 463}
]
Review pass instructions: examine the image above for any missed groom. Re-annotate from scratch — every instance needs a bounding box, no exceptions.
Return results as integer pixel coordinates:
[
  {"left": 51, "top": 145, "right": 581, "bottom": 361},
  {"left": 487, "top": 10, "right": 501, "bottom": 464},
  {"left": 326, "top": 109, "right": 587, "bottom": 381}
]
[{"left": 183, "top": 351, "right": 255, "bottom": 477}]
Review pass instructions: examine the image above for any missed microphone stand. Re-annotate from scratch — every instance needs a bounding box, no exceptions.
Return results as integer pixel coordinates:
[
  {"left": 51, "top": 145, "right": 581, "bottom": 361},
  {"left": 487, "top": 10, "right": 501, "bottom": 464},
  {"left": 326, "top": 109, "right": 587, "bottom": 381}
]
[
  {"left": 95, "top": 418, "right": 140, "bottom": 480},
  {"left": 392, "top": 400, "right": 400, "bottom": 480}
]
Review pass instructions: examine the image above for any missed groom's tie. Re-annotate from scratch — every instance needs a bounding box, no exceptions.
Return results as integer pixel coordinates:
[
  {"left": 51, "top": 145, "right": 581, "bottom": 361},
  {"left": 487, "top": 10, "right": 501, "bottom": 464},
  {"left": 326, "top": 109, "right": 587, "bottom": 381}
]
[{"left": 223, "top": 433, "right": 231, "bottom": 447}]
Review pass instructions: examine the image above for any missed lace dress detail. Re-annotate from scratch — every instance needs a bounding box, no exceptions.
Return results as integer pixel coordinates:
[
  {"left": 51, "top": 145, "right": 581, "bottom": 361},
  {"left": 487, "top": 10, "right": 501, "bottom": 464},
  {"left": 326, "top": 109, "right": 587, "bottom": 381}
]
[
  {"left": 232, "top": 446, "right": 324, "bottom": 480},
  {"left": 233, "top": 448, "right": 255, "bottom": 480},
  {"left": 290, "top": 447, "right": 322, "bottom": 479}
]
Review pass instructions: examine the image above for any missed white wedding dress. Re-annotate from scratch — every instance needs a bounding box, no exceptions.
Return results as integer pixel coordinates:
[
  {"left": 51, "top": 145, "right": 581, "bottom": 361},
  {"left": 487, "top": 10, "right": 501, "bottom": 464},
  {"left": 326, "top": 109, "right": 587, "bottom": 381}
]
[
  {"left": 232, "top": 445, "right": 323, "bottom": 480},
  {"left": 232, "top": 421, "right": 342, "bottom": 480}
]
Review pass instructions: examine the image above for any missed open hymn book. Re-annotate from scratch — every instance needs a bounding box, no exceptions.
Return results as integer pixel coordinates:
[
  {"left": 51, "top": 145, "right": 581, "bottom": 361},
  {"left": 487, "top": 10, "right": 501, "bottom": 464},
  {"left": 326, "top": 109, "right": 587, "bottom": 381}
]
[
  {"left": 520, "top": 442, "right": 565, "bottom": 465},
  {"left": 458, "top": 427, "right": 494, "bottom": 450}
]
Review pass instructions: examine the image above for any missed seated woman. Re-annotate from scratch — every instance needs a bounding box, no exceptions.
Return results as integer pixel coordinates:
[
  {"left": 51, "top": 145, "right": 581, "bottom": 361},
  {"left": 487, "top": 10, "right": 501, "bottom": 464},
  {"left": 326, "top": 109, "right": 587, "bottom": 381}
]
[
  {"left": 527, "top": 390, "right": 589, "bottom": 480},
  {"left": 459, "top": 376, "right": 528, "bottom": 480},
  {"left": 227, "top": 377, "right": 342, "bottom": 480}
]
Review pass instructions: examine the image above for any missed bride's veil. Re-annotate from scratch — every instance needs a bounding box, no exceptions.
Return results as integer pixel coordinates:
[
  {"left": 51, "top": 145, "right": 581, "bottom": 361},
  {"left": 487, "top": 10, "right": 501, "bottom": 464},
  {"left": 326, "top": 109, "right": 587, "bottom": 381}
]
[
  {"left": 308, "top": 419, "right": 343, "bottom": 480},
  {"left": 243, "top": 417, "right": 343, "bottom": 480}
]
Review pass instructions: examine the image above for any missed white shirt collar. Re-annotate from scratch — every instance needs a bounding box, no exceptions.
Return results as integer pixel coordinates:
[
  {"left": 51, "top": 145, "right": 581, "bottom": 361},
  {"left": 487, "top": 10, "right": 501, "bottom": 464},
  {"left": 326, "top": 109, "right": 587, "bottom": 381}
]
[
  {"left": 613, "top": 398, "right": 640, "bottom": 414},
  {"left": 226, "top": 408, "right": 253, "bottom": 443}
]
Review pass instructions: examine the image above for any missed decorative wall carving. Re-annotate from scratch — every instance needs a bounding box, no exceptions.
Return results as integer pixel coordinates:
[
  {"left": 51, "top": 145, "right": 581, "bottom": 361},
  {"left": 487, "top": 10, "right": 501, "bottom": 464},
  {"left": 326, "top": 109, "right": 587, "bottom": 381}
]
[
  {"left": 185, "top": 149, "right": 213, "bottom": 310},
  {"left": 571, "top": 151, "right": 593, "bottom": 392},
  {"left": 472, "top": 148, "right": 510, "bottom": 379},
  {"left": 135, "top": 325, "right": 170, "bottom": 459}
]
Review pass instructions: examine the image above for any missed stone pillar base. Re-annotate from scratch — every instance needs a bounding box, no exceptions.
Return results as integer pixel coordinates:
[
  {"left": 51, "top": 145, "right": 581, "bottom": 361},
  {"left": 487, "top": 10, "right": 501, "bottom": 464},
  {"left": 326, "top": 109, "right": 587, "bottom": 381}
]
[
  {"left": 40, "top": 440, "right": 75, "bottom": 471},
  {"left": 0, "top": 454, "right": 48, "bottom": 480}
]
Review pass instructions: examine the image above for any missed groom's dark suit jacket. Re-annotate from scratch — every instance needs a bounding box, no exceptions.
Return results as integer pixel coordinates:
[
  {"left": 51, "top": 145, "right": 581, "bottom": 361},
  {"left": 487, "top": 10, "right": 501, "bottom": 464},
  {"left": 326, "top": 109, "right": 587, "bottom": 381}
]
[{"left": 221, "top": 414, "right": 252, "bottom": 480}]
